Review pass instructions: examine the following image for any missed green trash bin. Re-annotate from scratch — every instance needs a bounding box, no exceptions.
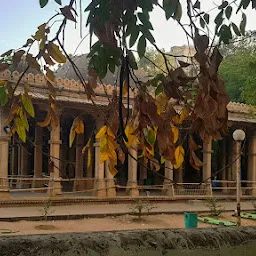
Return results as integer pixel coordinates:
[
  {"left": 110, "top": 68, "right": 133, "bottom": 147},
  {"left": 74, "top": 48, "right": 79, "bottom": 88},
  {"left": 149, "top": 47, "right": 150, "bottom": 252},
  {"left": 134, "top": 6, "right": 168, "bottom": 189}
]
[{"left": 184, "top": 212, "right": 198, "bottom": 228}]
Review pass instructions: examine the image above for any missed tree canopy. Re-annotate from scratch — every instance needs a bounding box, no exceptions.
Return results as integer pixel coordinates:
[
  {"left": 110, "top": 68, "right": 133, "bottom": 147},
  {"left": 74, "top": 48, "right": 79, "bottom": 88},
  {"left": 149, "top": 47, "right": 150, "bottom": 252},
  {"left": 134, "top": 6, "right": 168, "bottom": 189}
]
[{"left": 0, "top": 0, "right": 255, "bottom": 175}]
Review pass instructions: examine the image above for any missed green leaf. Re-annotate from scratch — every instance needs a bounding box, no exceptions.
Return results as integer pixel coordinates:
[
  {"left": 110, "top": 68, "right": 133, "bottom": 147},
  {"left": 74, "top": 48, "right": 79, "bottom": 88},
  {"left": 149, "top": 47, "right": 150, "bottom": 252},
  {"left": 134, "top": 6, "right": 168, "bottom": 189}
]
[
  {"left": 84, "top": 0, "right": 100, "bottom": 12},
  {"left": 15, "top": 118, "right": 26, "bottom": 143},
  {"left": 144, "top": 127, "right": 156, "bottom": 146},
  {"left": 231, "top": 23, "right": 241, "bottom": 36},
  {"left": 214, "top": 10, "right": 224, "bottom": 31},
  {"left": 19, "top": 109, "right": 29, "bottom": 132},
  {"left": 174, "top": 1, "right": 182, "bottom": 21},
  {"left": 155, "top": 84, "right": 164, "bottom": 96},
  {"left": 39, "top": 0, "right": 49, "bottom": 8},
  {"left": 200, "top": 17, "right": 205, "bottom": 28},
  {"left": 22, "top": 94, "right": 35, "bottom": 118},
  {"left": 218, "top": 1, "right": 228, "bottom": 9},
  {"left": 137, "top": 36, "right": 146, "bottom": 58},
  {"left": 138, "top": 12, "right": 153, "bottom": 30},
  {"left": 204, "top": 13, "right": 210, "bottom": 24},
  {"left": 140, "top": 25, "right": 155, "bottom": 44},
  {"left": 219, "top": 24, "right": 232, "bottom": 44},
  {"left": 163, "top": 0, "right": 178, "bottom": 20},
  {"left": 240, "top": 13, "right": 247, "bottom": 35},
  {"left": 127, "top": 51, "right": 138, "bottom": 70},
  {"left": 108, "top": 58, "right": 115, "bottom": 74},
  {"left": 225, "top": 6, "right": 232, "bottom": 19},
  {"left": 1, "top": 49, "right": 13, "bottom": 57},
  {"left": 0, "top": 86, "right": 8, "bottom": 106},
  {"left": 54, "top": 0, "right": 62, "bottom": 5},
  {"left": 129, "top": 27, "right": 140, "bottom": 48}
]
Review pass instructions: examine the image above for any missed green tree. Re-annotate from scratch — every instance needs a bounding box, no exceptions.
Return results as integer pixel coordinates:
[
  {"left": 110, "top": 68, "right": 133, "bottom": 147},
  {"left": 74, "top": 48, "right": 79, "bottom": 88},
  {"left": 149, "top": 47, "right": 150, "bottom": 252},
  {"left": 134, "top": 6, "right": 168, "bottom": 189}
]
[{"left": 219, "top": 50, "right": 256, "bottom": 105}]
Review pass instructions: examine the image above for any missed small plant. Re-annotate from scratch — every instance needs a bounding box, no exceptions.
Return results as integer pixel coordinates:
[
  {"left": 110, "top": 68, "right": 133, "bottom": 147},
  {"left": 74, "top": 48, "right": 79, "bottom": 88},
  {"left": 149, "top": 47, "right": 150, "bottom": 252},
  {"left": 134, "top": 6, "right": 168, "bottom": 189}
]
[
  {"left": 129, "top": 199, "right": 157, "bottom": 220},
  {"left": 205, "top": 197, "right": 225, "bottom": 217},
  {"left": 39, "top": 200, "right": 55, "bottom": 222}
]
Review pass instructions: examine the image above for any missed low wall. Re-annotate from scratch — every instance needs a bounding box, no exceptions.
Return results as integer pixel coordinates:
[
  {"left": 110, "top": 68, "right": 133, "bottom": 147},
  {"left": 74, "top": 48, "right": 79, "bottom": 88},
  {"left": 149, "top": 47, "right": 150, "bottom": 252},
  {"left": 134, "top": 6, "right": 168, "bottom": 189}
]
[{"left": 1, "top": 227, "right": 256, "bottom": 256}]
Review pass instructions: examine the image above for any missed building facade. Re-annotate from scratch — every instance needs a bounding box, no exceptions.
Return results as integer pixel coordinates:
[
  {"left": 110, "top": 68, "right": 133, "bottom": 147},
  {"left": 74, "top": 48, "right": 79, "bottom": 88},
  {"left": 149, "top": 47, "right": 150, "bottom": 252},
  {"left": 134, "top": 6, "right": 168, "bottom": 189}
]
[{"left": 0, "top": 69, "right": 256, "bottom": 199}]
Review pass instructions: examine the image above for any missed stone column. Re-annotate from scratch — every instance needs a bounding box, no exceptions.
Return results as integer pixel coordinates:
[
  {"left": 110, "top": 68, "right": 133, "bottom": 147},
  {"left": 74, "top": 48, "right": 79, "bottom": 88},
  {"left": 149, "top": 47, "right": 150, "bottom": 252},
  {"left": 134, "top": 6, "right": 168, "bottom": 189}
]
[
  {"left": 48, "top": 111, "right": 62, "bottom": 197},
  {"left": 105, "top": 161, "right": 116, "bottom": 197},
  {"left": 0, "top": 107, "right": 10, "bottom": 198},
  {"left": 248, "top": 132, "right": 256, "bottom": 195},
  {"left": 202, "top": 137, "right": 213, "bottom": 183},
  {"left": 73, "top": 134, "right": 84, "bottom": 191},
  {"left": 17, "top": 145, "right": 29, "bottom": 188},
  {"left": 93, "top": 120, "right": 106, "bottom": 197},
  {"left": 33, "top": 127, "right": 43, "bottom": 188},
  {"left": 202, "top": 137, "right": 213, "bottom": 195},
  {"left": 126, "top": 145, "right": 139, "bottom": 197},
  {"left": 139, "top": 158, "right": 147, "bottom": 185},
  {"left": 162, "top": 161, "right": 174, "bottom": 196}
]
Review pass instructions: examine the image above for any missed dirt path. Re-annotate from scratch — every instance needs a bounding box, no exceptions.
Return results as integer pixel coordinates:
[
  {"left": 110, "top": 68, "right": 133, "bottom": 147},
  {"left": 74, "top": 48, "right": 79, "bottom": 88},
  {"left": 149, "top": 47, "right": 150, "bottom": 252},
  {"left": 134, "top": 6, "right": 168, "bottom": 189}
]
[{"left": 1, "top": 213, "right": 256, "bottom": 236}]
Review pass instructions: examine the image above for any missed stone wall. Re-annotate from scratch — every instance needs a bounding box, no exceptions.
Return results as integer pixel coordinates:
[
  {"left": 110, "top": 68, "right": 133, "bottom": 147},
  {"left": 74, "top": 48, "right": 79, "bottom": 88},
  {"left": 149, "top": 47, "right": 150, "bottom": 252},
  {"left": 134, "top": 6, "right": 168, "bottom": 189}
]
[{"left": 1, "top": 227, "right": 256, "bottom": 256}]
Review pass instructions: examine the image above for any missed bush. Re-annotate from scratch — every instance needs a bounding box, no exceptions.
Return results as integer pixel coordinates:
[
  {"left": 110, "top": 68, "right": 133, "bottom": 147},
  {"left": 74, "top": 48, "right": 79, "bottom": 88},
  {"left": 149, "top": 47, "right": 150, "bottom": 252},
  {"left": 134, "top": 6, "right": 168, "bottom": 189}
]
[{"left": 205, "top": 197, "right": 225, "bottom": 217}]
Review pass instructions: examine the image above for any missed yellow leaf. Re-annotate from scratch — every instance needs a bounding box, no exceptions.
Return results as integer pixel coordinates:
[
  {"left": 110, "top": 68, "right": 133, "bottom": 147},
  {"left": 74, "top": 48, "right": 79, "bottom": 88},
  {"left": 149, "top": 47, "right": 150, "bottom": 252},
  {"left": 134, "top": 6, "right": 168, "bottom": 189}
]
[
  {"left": 74, "top": 117, "right": 84, "bottom": 134},
  {"left": 96, "top": 125, "right": 107, "bottom": 138},
  {"left": 174, "top": 145, "right": 185, "bottom": 169},
  {"left": 108, "top": 162, "right": 118, "bottom": 176},
  {"left": 122, "top": 80, "right": 128, "bottom": 96},
  {"left": 82, "top": 138, "right": 91, "bottom": 154},
  {"left": 100, "top": 136, "right": 108, "bottom": 151},
  {"left": 33, "top": 23, "right": 46, "bottom": 41},
  {"left": 47, "top": 42, "right": 66, "bottom": 63},
  {"left": 69, "top": 127, "right": 76, "bottom": 147},
  {"left": 125, "top": 124, "right": 138, "bottom": 147},
  {"left": 14, "top": 117, "right": 26, "bottom": 142},
  {"left": 156, "top": 93, "right": 168, "bottom": 115},
  {"left": 37, "top": 112, "right": 51, "bottom": 127},
  {"left": 107, "top": 127, "right": 115, "bottom": 138},
  {"left": 171, "top": 123, "right": 179, "bottom": 143},
  {"left": 19, "top": 109, "right": 29, "bottom": 132},
  {"left": 180, "top": 107, "right": 189, "bottom": 123},
  {"left": 100, "top": 151, "right": 109, "bottom": 163},
  {"left": 87, "top": 148, "right": 91, "bottom": 168},
  {"left": 21, "top": 94, "right": 35, "bottom": 117},
  {"left": 172, "top": 115, "right": 181, "bottom": 124},
  {"left": 145, "top": 145, "right": 154, "bottom": 157},
  {"left": 45, "top": 66, "right": 55, "bottom": 82}
]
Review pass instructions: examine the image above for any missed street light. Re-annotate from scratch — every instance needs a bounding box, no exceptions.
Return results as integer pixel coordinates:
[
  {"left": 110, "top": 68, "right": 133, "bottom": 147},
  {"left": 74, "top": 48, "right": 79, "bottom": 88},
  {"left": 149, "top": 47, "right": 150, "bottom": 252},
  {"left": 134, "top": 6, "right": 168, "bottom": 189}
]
[{"left": 232, "top": 129, "right": 245, "bottom": 226}]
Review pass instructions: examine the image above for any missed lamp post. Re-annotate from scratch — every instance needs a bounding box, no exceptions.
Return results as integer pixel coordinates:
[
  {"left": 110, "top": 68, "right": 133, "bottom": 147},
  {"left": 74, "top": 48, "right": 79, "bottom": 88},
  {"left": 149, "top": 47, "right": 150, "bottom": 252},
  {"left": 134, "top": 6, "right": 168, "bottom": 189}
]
[{"left": 233, "top": 129, "right": 246, "bottom": 226}]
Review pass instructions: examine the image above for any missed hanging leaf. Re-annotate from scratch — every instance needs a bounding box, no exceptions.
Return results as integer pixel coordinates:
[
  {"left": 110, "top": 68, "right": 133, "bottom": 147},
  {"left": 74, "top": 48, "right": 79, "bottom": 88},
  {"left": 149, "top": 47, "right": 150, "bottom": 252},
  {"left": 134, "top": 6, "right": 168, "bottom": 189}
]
[
  {"left": 231, "top": 23, "right": 241, "bottom": 36},
  {"left": 163, "top": 0, "right": 179, "bottom": 20},
  {"left": 174, "top": 145, "right": 184, "bottom": 169},
  {"left": 0, "top": 86, "right": 8, "bottom": 106},
  {"left": 26, "top": 54, "right": 41, "bottom": 71},
  {"left": 151, "top": 158, "right": 161, "bottom": 171},
  {"left": 74, "top": 117, "right": 84, "bottom": 134},
  {"left": 37, "top": 112, "right": 51, "bottom": 127},
  {"left": 54, "top": 0, "right": 62, "bottom": 5},
  {"left": 122, "top": 80, "right": 128, "bottom": 96},
  {"left": 21, "top": 94, "right": 35, "bottom": 118},
  {"left": 193, "top": 0, "right": 200, "bottom": 9},
  {"left": 60, "top": 6, "right": 77, "bottom": 22},
  {"left": 87, "top": 148, "right": 91, "bottom": 168},
  {"left": 33, "top": 23, "right": 46, "bottom": 41},
  {"left": 96, "top": 125, "right": 107, "bottom": 139},
  {"left": 204, "top": 13, "right": 210, "bottom": 24},
  {"left": 240, "top": 13, "right": 247, "bottom": 35},
  {"left": 218, "top": 1, "right": 228, "bottom": 9},
  {"left": 69, "top": 128, "right": 76, "bottom": 148},
  {"left": 129, "top": 27, "right": 140, "bottom": 48},
  {"left": 171, "top": 124, "right": 179, "bottom": 143},
  {"left": 82, "top": 138, "right": 91, "bottom": 154},
  {"left": 137, "top": 35, "right": 146, "bottom": 58},
  {"left": 14, "top": 118, "right": 26, "bottom": 142},
  {"left": 174, "top": 1, "right": 182, "bottom": 21},
  {"left": 225, "top": 6, "right": 232, "bottom": 19},
  {"left": 47, "top": 42, "right": 67, "bottom": 63},
  {"left": 40, "top": 0, "right": 49, "bottom": 8},
  {"left": 144, "top": 127, "right": 156, "bottom": 146},
  {"left": 19, "top": 109, "right": 29, "bottom": 132}
]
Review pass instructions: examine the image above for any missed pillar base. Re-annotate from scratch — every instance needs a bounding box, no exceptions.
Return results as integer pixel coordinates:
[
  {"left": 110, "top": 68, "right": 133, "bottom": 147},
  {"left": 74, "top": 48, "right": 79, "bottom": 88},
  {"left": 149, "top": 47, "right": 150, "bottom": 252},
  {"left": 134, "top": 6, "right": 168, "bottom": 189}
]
[
  {"left": 94, "top": 179, "right": 107, "bottom": 198},
  {"left": 126, "top": 181, "right": 139, "bottom": 197},
  {"left": 48, "top": 179, "right": 62, "bottom": 197},
  {"left": 0, "top": 188, "right": 10, "bottom": 199},
  {"left": 106, "top": 180, "right": 116, "bottom": 197},
  {"left": 162, "top": 182, "right": 174, "bottom": 196}
]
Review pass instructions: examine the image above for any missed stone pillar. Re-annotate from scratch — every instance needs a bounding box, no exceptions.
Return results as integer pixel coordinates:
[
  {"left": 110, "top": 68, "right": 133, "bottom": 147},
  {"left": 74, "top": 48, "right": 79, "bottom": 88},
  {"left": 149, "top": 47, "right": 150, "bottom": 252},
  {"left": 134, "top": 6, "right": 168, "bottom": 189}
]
[
  {"left": 93, "top": 120, "right": 106, "bottom": 197},
  {"left": 202, "top": 137, "right": 213, "bottom": 195},
  {"left": 33, "top": 127, "right": 43, "bottom": 188},
  {"left": 73, "top": 134, "right": 84, "bottom": 191},
  {"left": 248, "top": 132, "right": 256, "bottom": 195},
  {"left": 0, "top": 107, "right": 10, "bottom": 198},
  {"left": 202, "top": 137, "right": 213, "bottom": 183},
  {"left": 139, "top": 158, "right": 147, "bottom": 185},
  {"left": 48, "top": 111, "right": 62, "bottom": 197},
  {"left": 105, "top": 161, "right": 116, "bottom": 197},
  {"left": 127, "top": 146, "right": 139, "bottom": 197},
  {"left": 162, "top": 161, "right": 174, "bottom": 196},
  {"left": 17, "top": 145, "right": 29, "bottom": 188},
  {"left": 175, "top": 166, "right": 183, "bottom": 183}
]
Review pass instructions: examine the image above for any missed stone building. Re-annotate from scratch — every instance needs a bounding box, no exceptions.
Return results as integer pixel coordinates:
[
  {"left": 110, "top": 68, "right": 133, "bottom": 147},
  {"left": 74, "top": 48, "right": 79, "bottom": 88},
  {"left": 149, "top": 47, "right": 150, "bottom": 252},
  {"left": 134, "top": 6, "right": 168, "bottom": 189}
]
[{"left": 0, "top": 63, "right": 256, "bottom": 199}]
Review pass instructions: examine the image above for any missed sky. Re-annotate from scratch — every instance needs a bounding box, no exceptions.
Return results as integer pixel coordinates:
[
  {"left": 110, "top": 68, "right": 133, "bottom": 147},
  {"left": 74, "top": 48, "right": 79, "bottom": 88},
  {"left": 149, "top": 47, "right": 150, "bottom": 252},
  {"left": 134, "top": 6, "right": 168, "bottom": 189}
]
[{"left": 0, "top": 0, "right": 255, "bottom": 55}]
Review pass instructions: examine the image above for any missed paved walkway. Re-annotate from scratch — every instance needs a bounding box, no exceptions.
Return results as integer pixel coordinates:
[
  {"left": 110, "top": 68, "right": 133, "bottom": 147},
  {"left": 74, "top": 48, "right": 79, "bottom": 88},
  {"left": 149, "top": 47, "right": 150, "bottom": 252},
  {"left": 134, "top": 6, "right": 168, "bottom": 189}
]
[{"left": 0, "top": 200, "right": 254, "bottom": 220}]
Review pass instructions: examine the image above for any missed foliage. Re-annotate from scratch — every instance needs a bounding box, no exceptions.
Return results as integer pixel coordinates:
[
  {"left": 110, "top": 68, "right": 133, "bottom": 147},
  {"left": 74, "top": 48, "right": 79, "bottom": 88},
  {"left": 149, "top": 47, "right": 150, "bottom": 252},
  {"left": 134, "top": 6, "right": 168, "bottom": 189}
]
[
  {"left": 129, "top": 199, "right": 157, "bottom": 220},
  {"left": 205, "top": 197, "right": 225, "bottom": 217},
  {"left": 39, "top": 200, "right": 55, "bottom": 222},
  {"left": 0, "top": 0, "right": 255, "bottom": 176},
  {"left": 219, "top": 50, "right": 256, "bottom": 105}
]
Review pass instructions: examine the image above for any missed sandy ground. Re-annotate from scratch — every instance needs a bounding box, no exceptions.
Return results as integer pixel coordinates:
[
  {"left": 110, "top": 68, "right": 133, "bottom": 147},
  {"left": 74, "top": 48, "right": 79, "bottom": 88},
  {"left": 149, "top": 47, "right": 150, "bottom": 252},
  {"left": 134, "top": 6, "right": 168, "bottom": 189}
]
[{"left": 1, "top": 212, "right": 256, "bottom": 236}]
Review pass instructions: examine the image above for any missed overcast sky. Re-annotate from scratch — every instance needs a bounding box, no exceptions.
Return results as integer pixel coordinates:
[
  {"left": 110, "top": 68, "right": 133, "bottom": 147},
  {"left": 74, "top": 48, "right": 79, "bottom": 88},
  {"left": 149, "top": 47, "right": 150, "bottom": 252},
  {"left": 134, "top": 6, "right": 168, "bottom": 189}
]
[{"left": 0, "top": 0, "right": 255, "bottom": 55}]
